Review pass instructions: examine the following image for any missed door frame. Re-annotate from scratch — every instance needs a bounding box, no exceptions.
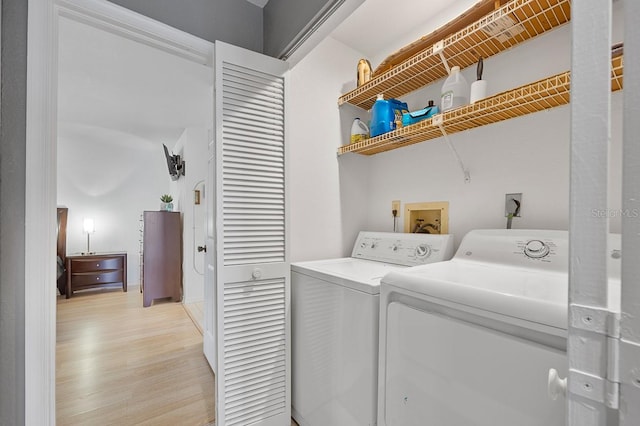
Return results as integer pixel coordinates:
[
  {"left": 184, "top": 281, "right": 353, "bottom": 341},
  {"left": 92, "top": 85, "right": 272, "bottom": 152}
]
[{"left": 25, "top": 0, "right": 213, "bottom": 423}]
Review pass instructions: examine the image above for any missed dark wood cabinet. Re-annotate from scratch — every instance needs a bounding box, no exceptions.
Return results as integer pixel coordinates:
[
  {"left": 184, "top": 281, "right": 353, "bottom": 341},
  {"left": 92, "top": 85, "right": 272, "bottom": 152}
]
[
  {"left": 142, "top": 211, "right": 182, "bottom": 307},
  {"left": 57, "top": 207, "right": 69, "bottom": 295},
  {"left": 66, "top": 252, "right": 127, "bottom": 298}
]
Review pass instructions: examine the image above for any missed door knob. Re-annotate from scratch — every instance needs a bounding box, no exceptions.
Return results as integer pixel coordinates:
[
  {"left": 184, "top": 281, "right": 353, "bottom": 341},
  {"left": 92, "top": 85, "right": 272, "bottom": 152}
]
[{"left": 197, "top": 245, "right": 207, "bottom": 253}]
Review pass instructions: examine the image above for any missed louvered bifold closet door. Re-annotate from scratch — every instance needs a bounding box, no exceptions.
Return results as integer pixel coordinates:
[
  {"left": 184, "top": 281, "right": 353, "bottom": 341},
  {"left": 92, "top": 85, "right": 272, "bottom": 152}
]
[{"left": 214, "top": 41, "right": 289, "bottom": 426}]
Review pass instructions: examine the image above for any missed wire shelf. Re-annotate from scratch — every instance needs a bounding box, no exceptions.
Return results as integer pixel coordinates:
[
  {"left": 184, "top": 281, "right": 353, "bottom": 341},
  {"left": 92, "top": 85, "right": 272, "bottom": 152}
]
[
  {"left": 338, "top": 0, "right": 571, "bottom": 110},
  {"left": 338, "top": 56, "right": 624, "bottom": 156}
]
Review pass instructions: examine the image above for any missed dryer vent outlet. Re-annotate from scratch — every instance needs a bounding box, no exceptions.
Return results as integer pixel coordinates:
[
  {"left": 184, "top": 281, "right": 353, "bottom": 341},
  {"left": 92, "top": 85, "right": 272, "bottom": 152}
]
[{"left": 505, "top": 193, "right": 522, "bottom": 217}]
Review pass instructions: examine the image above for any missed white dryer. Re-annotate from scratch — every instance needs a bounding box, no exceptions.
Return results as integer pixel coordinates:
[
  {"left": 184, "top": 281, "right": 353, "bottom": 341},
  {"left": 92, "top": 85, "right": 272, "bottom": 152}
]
[
  {"left": 377, "top": 229, "right": 621, "bottom": 426},
  {"left": 291, "top": 231, "right": 454, "bottom": 426}
]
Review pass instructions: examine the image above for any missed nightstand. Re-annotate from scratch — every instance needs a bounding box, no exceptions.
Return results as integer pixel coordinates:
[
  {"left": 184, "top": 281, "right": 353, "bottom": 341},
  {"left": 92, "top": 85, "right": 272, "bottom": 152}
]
[{"left": 65, "top": 252, "right": 127, "bottom": 298}]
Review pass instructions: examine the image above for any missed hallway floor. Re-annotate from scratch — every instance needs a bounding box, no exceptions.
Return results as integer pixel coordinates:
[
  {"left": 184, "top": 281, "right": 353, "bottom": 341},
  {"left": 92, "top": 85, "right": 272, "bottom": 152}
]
[{"left": 56, "top": 289, "right": 215, "bottom": 425}]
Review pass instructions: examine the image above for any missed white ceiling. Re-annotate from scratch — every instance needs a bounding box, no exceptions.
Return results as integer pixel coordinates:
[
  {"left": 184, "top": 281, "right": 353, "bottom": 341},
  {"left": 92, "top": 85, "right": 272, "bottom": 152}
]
[
  {"left": 57, "top": 16, "right": 213, "bottom": 147},
  {"left": 331, "top": 0, "right": 479, "bottom": 65}
]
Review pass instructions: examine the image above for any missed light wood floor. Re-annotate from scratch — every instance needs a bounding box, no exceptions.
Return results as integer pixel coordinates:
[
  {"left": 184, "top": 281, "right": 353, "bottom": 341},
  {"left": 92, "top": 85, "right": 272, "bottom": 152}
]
[{"left": 56, "top": 289, "right": 215, "bottom": 425}]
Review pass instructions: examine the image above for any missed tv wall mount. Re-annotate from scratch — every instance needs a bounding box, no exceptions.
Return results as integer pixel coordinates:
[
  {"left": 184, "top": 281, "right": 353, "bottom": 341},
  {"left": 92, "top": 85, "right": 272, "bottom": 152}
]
[{"left": 163, "top": 144, "right": 186, "bottom": 181}]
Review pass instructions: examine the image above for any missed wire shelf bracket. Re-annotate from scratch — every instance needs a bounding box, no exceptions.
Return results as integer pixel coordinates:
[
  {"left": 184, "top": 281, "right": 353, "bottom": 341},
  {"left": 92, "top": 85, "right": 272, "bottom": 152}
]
[
  {"left": 433, "top": 114, "right": 470, "bottom": 183},
  {"left": 433, "top": 40, "right": 451, "bottom": 75}
]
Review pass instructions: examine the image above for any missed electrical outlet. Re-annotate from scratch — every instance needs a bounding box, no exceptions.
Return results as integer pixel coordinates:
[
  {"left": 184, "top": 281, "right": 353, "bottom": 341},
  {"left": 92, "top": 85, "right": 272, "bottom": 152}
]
[
  {"left": 505, "top": 193, "right": 522, "bottom": 217},
  {"left": 392, "top": 200, "right": 401, "bottom": 216}
]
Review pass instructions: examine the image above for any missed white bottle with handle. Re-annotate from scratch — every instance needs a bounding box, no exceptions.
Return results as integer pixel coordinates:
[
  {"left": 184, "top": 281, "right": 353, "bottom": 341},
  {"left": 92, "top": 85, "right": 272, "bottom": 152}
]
[
  {"left": 440, "top": 66, "right": 469, "bottom": 111},
  {"left": 350, "top": 118, "right": 369, "bottom": 144}
]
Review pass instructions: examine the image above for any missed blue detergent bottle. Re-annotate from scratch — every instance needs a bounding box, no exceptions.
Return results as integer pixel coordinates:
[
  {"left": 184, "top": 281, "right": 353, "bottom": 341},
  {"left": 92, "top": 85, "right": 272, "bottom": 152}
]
[
  {"left": 370, "top": 94, "right": 408, "bottom": 137},
  {"left": 402, "top": 100, "right": 439, "bottom": 126}
]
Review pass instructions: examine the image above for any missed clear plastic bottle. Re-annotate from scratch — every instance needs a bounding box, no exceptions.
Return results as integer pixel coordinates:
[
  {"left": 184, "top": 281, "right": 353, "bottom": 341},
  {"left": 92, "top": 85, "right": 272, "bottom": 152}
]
[{"left": 440, "top": 66, "right": 469, "bottom": 111}]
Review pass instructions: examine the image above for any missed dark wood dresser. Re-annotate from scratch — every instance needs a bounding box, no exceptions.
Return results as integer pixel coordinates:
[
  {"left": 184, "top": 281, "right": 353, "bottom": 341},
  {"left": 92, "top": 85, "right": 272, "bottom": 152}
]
[
  {"left": 65, "top": 252, "right": 127, "bottom": 298},
  {"left": 142, "top": 211, "right": 182, "bottom": 307}
]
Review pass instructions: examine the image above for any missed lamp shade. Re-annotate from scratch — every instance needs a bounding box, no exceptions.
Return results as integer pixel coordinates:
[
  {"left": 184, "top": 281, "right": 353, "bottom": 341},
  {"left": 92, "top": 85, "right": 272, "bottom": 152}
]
[{"left": 83, "top": 218, "right": 95, "bottom": 234}]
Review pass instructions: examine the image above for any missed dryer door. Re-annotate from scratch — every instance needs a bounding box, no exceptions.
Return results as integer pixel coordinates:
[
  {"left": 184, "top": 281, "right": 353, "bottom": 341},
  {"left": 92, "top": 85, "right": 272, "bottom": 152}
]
[{"left": 380, "top": 301, "right": 567, "bottom": 426}]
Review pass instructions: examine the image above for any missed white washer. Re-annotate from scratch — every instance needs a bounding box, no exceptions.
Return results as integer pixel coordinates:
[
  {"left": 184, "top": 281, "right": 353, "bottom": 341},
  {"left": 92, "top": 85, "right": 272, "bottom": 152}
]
[
  {"left": 377, "top": 229, "right": 621, "bottom": 426},
  {"left": 292, "top": 231, "right": 455, "bottom": 426}
]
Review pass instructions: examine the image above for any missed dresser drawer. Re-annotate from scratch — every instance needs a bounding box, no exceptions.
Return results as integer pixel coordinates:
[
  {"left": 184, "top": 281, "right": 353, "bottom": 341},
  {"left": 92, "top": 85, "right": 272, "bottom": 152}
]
[
  {"left": 65, "top": 252, "right": 128, "bottom": 298},
  {"left": 70, "top": 256, "right": 124, "bottom": 272},
  {"left": 71, "top": 270, "right": 124, "bottom": 287}
]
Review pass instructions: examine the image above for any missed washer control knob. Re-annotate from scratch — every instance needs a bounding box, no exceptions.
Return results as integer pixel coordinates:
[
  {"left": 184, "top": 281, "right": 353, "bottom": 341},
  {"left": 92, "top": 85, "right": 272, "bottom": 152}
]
[
  {"left": 524, "top": 240, "right": 550, "bottom": 258},
  {"left": 391, "top": 244, "right": 398, "bottom": 252},
  {"left": 415, "top": 244, "right": 431, "bottom": 258},
  {"left": 370, "top": 242, "right": 377, "bottom": 249}
]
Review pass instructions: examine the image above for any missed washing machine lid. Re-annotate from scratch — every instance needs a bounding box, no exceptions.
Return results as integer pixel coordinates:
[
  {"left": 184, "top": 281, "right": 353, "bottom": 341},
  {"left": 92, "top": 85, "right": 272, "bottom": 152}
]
[
  {"left": 382, "top": 260, "right": 621, "bottom": 331},
  {"left": 292, "top": 258, "right": 406, "bottom": 294}
]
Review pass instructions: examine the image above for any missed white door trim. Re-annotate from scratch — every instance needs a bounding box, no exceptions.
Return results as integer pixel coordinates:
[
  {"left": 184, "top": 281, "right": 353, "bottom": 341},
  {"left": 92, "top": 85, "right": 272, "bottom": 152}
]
[
  {"left": 567, "top": 0, "right": 612, "bottom": 424},
  {"left": 25, "top": 1, "right": 213, "bottom": 423},
  {"left": 56, "top": 0, "right": 214, "bottom": 65},
  {"left": 621, "top": 0, "right": 640, "bottom": 423},
  {"left": 25, "top": 1, "right": 57, "bottom": 424}
]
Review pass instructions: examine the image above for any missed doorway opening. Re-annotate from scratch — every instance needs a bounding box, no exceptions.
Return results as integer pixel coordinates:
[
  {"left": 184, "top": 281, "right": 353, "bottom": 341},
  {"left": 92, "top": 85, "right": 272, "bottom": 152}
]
[{"left": 26, "top": 1, "right": 214, "bottom": 422}]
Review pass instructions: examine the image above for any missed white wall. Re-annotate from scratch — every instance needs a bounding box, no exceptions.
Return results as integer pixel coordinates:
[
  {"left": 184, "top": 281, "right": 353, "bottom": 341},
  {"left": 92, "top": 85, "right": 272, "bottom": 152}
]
[
  {"left": 289, "top": 36, "right": 370, "bottom": 262},
  {"left": 364, "top": 8, "right": 624, "bottom": 247},
  {"left": 289, "top": 3, "right": 625, "bottom": 258},
  {"left": 57, "top": 122, "right": 210, "bottom": 300},
  {"left": 170, "top": 127, "right": 208, "bottom": 303},
  {"left": 366, "top": 23, "right": 573, "bottom": 248},
  {"left": 57, "top": 123, "right": 173, "bottom": 285}
]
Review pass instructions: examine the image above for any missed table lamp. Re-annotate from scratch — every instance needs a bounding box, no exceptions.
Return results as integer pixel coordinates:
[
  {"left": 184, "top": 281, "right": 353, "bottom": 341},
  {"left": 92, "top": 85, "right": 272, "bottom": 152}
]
[{"left": 82, "top": 218, "right": 95, "bottom": 255}]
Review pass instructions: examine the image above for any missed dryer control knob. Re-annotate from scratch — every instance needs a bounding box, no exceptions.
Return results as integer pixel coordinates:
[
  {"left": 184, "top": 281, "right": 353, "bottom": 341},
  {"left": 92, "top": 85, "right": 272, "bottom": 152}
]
[
  {"left": 415, "top": 244, "right": 431, "bottom": 258},
  {"left": 524, "top": 240, "right": 550, "bottom": 258}
]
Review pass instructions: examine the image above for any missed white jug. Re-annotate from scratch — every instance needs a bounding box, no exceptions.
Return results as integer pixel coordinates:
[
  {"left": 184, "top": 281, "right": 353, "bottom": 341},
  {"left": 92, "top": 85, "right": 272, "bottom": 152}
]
[
  {"left": 441, "top": 66, "right": 469, "bottom": 111},
  {"left": 350, "top": 118, "right": 369, "bottom": 144}
]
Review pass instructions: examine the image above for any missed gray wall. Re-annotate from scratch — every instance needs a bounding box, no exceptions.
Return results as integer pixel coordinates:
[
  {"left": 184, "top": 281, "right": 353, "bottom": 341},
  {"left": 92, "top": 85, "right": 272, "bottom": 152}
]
[
  {"left": 0, "top": 0, "right": 27, "bottom": 424},
  {"left": 107, "top": 0, "right": 263, "bottom": 53},
  {"left": 107, "top": 0, "right": 335, "bottom": 59},
  {"left": 263, "top": 0, "right": 333, "bottom": 58}
]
